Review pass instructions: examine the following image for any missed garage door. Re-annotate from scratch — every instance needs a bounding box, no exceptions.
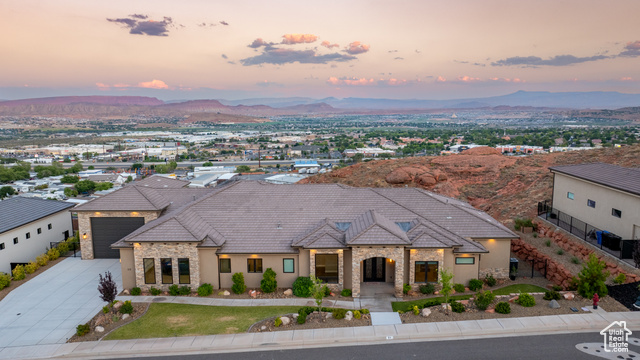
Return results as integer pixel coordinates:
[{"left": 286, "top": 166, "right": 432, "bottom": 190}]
[{"left": 90, "top": 217, "right": 145, "bottom": 258}]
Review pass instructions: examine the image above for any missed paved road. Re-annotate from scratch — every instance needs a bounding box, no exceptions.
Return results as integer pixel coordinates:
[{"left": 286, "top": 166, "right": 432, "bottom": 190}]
[
  {"left": 106, "top": 332, "right": 616, "bottom": 360},
  {"left": 0, "top": 257, "right": 121, "bottom": 348},
  {"left": 58, "top": 159, "right": 341, "bottom": 169}
]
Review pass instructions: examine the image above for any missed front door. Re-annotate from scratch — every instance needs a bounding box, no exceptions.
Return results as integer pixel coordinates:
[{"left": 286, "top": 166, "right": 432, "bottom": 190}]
[{"left": 363, "top": 257, "right": 386, "bottom": 282}]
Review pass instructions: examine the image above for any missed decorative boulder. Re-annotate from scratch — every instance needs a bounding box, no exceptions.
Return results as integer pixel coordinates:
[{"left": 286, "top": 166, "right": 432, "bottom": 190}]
[
  {"left": 345, "top": 311, "right": 353, "bottom": 321},
  {"left": 563, "top": 292, "right": 574, "bottom": 300},
  {"left": 223, "top": 290, "right": 230, "bottom": 296},
  {"left": 260, "top": 325, "right": 267, "bottom": 331},
  {"left": 249, "top": 290, "right": 257, "bottom": 298},
  {"left": 113, "top": 301, "right": 123, "bottom": 310},
  {"left": 485, "top": 308, "right": 495, "bottom": 313},
  {"left": 95, "top": 326, "right": 104, "bottom": 333},
  {"left": 122, "top": 314, "right": 130, "bottom": 320},
  {"left": 292, "top": 313, "right": 299, "bottom": 320},
  {"left": 421, "top": 308, "right": 431, "bottom": 317},
  {"left": 283, "top": 289, "right": 293, "bottom": 296},
  {"left": 123, "top": 289, "right": 130, "bottom": 295},
  {"left": 442, "top": 303, "right": 451, "bottom": 311},
  {"left": 280, "top": 316, "right": 291, "bottom": 326},
  {"left": 548, "top": 300, "right": 561, "bottom": 309},
  {"left": 326, "top": 312, "right": 333, "bottom": 319}
]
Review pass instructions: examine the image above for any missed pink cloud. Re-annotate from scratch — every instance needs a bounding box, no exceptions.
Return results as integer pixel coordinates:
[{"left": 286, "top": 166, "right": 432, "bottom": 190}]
[
  {"left": 345, "top": 41, "right": 370, "bottom": 55},
  {"left": 436, "top": 76, "right": 447, "bottom": 82},
  {"left": 137, "top": 79, "right": 169, "bottom": 89},
  {"left": 96, "top": 82, "right": 110, "bottom": 90},
  {"left": 457, "top": 75, "right": 481, "bottom": 82},
  {"left": 327, "top": 77, "right": 374, "bottom": 86},
  {"left": 321, "top": 40, "right": 339, "bottom": 49},
  {"left": 621, "top": 77, "right": 634, "bottom": 81},
  {"left": 488, "top": 77, "right": 525, "bottom": 83},
  {"left": 281, "top": 34, "right": 318, "bottom": 45},
  {"left": 625, "top": 41, "right": 640, "bottom": 50},
  {"left": 383, "top": 78, "right": 408, "bottom": 86}
]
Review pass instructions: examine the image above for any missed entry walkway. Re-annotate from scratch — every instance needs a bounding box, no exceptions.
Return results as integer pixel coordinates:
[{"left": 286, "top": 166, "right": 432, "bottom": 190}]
[{"left": 0, "top": 257, "right": 122, "bottom": 348}]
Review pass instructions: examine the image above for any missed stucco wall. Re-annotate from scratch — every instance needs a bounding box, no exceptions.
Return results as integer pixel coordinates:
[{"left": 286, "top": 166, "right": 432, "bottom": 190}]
[
  {"left": 199, "top": 249, "right": 219, "bottom": 287},
  {"left": 219, "top": 254, "right": 301, "bottom": 290},
  {"left": 119, "top": 248, "right": 136, "bottom": 290},
  {"left": 476, "top": 239, "right": 511, "bottom": 279},
  {"left": 452, "top": 254, "right": 479, "bottom": 285}
]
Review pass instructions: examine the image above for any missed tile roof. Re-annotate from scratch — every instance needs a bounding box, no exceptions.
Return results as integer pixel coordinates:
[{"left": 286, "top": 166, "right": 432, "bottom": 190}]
[
  {"left": 345, "top": 210, "right": 411, "bottom": 245},
  {"left": 0, "top": 197, "right": 75, "bottom": 234},
  {"left": 134, "top": 175, "right": 190, "bottom": 189},
  {"left": 550, "top": 163, "right": 640, "bottom": 196}
]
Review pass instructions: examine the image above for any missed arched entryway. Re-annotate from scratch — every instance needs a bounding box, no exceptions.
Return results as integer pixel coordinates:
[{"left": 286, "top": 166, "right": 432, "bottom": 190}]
[
  {"left": 363, "top": 257, "right": 386, "bottom": 282},
  {"left": 351, "top": 247, "right": 405, "bottom": 298}
]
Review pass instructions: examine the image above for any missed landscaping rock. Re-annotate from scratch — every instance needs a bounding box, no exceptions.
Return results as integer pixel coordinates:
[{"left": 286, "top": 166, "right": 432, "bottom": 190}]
[
  {"left": 223, "top": 290, "right": 230, "bottom": 296},
  {"left": 281, "top": 316, "right": 291, "bottom": 326},
  {"left": 94, "top": 315, "right": 108, "bottom": 327},
  {"left": 249, "top": 290, "right": 257, "bottom": 298},
  {"left": 326, "top": 312, "right": 333, "bottom": 319},
  {"left": 123, "top": 289, "right": 130, "bottom": 295},
  {"left": 548, "top": 300, "right": 561, "bottom": 309},
  {"left": 113, "top": 301, "right": 123, "bottom": 310},
  {"left": 509, "top": 296, "right": 519, "bottom": 303},
  {"left": 95, "top": 326, "right": 104, "bottom": 333},
  {"left": 485, "top": 308, "right": 495, "bottom": 313},
  {"left": 442, "top": 303, "right": 451, "bottom": 311},
  {"left": 563, "top": 292, "right": 575, "bottom": 300},
  {"left": 260, "top": 326, "right": 267, "bottom": 331},
  {"left": 460, "top": 300, "right": 469, "bottom": 305},
  {"left": 122, "top": 314, "right": 130, "bottom": 320},
  {"left": 283, "top": 289, "right": 293, "bottom": 296},
  {"left": 421, "top": 308, "right": 431, "bottom": 317},
  {"left": 293, "top": 313, "right": 299, "bottom": 320},
  {"left": 345, "top": 311, "right": 353, "bottom": 321}
]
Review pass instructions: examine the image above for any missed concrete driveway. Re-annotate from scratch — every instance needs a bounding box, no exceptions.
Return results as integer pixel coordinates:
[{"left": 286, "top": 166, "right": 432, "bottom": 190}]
[{"left": 0, "top": 257, "right": 121, "bottom": 348}]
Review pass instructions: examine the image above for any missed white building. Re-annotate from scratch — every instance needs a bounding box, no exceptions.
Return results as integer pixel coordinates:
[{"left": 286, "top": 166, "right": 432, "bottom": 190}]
[{"left": 0, "top": 197, "right": 75, "bottom": 274}]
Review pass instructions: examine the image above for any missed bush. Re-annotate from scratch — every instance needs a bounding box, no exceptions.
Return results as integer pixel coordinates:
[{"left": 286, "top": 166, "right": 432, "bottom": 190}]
[
  {"left": 198, "top": 283, "right": 214, "bottom": 297},
  {"left": 179, "top": 286, "right": 191, "bottom": 295},
  {"left": 495, "top": 302, "right": 511, "bottom": 314},
  {"left": 323, "top": 285, "right": 331, "bottom": 297},
  {"left": 131, "top": 287, "right": 142, "bottom": 296},
  {"left": 12, "top": 265, "right": 26, "bottom": 281},
  {"left": 361, "top": 309, "right": 370, "bottom": 314},
  {"left": 613, "top": 273, "right": 627, "bottom": 285},
  {"left": 341, "top": 289, "right": 352, "bottom": 297},
  {"left": 468, "top": 279, "right": 483, "bottom": 291},
  {"left": 102, "top": 305, "right": 110, "bottom": 314},
  {"left": 484, "top": 274, "right": 497, "bottom": 287},
  {"left": 25, "top": 261, "right": 39, "bottom": 274},
  {"left": 403, "top": 283, "right": 412, "bottom": 294},
  {"left": 552, "top": 285, "right": 563, "bottom": 292},
  {"left": 149, "top": 287, "right": 161, "bottom": 296},
  {"left": 453, "top": 283, "right": 465, "bottom": 293},
  {"left": 260, "top": 268, "right": 278, "bottom": 293},
  {"left": 420, "top": 284, "right": 436, "bottom": 294},
  {"left": 76, "top": 323, "right": 90, "bottom": 337},
  {"left": 450, "top": 301, "right": 465, "bottom": 313},
  {"left": 353, "top": 310, "right": 362, "bottom": 319},
  {"left": 168, "top": 285, "right": 180, "bottom": 296},
  {"left": 56, "top": 241, "right": 69, "bottom": 254},
  {"left": 333, "top": 308, "right": 347, "bottom": 319},
  {"left": 231, "top": 272, "right": 246, "bottom": 294},
  {"left": 119, "top": 300, "right": 133, "bottom": 314},
  {"left": 412, "top": 305, "right": 420, "bottom": 315},
  {"left": 439, "top": 268, "right": 454, "bottom": 304},
  {"left": 36, "top": 254, "right": 48, "bottom": 267},
  {"left": 577, "top": 253, "right": 609, "bottom": 299},
  {"left": 47, "top": 247, "right": 60, "bottom": 261},
  {"left": 474, "top": 290, "right": 496, "bottom": 310},
  {"left": 543, "top": 290, "right": 561, "bottom": 301},
  {"left": 292, "top": 277, "right": 313, "bottom": 297},
  {"left": 274, "top": 317, "right": 282, "bottom": 327},
  {"left": 0, "top": 272, "right": 10, "bottom": 290},
  {"left": 297, "top": 314, "right": 306, "bottom": 324},
  {"left": 98, "top": 271, "right": 118, "bottom": 303},
  {"left": 516, "top": 293, "right": 536, "bottom": 307},
  {"left": 514, "top": 218, "right": 535, "bottom": 231}
]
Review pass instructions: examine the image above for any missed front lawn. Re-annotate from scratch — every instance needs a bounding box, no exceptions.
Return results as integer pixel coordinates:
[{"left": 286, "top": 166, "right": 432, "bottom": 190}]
[
  {"left": 492, "top": 284, "right": 547, "bottom": 295},
  {"left": 105, "top": 304, "right": 299, "bottom": 340}
]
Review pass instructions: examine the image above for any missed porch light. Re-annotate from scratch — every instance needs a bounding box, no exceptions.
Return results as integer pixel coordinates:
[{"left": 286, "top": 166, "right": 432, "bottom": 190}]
[{"left": 82, "top": 233, "right": 87, "bottom": 239}]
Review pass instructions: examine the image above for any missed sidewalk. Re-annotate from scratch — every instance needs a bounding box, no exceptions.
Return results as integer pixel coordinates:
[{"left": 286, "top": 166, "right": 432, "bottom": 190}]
[
  {"left": 2, "top": 310, "right": 639, "bottom": 360},
  {"left": 116, "top": 294, "right": 360, "bottom": 309}
]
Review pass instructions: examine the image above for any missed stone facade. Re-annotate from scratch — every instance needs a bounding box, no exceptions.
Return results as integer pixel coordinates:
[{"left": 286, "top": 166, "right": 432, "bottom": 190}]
[
  {"left": 133, "top": 242, "right": 200, "bottom": 291},
  {"left": 351, "top": 246, "right": 405, "bottom": 298},
  {"left": 309, "top": 249, "right": 344, "bottom": 292},
  {"left": 77, "top": 211, "right": 159, "bottom": 260},
  {"left": 479, "top": 267, "right": 509, "bottom": 280},
  {"left": 408, "top": 248, "right": 444, "bottom": 290}
]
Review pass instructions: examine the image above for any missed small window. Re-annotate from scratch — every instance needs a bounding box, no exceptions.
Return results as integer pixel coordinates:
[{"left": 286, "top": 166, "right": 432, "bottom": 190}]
[
  {"left": 37, "top": 228, "right": 42, "bottom": 234},
  {"left": 335, "top": 222, "right": 352, "bottom": 231},
  {"left": 48, "top": 223, "right": 52, "bottom": 230},
  {"left": 13, "top": 237, "right": 18, "bottom": 245},
  {"left": 144, "top": 258, "right": 156, "bottom": 284},
  {"left": 587, "top": 199, "right": 596, "bottom": 208},
  {"left": 0, "top": 243, "right": 4, "bottom": 250},
  {"left": 395, "top": 222, "right": 412, "bottom": 232},
  {"left": 455, "top": 257, "right": 475, "bottom": 265},
  {"left": 612, "top": 208, "right": 622, "bottom": 218},
  {"left": 26, "top": 232, "right": 31, "bottom": 239},
  {"left": 178, "top": 258, "right": 190, "bottom": 284},
  {"left": 247, "top": 258, "right": 263, "bottom": 273},
  {"left": 220, "top": 258, "right": 231, "bottom": 273},
  {"left": 283, "top": 258, "right": 294, "bottom": 273},
  {"left": 161, "top": 258, "right": 173, "bottom": 284},
  {"left": 567, "top": 192, "right": 574, "bottom": 200}
]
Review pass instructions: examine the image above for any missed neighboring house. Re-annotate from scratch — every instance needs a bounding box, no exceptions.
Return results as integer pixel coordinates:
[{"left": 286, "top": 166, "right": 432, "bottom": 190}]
[
  {"left": 74, "top": 176, "right": 516, "bottom": 297},
  {"left": 0, "top": 197, "right": 74, "bottom": 273},
  {"left": 549, "top": 163, "right": 640, "bottom": 240}
]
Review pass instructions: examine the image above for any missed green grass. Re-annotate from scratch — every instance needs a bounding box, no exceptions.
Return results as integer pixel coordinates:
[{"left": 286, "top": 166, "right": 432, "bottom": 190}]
[
  {"left": 105, "top": 304, "right": 299, "bottom": 340},
  {"left": 489, "top": 284, "right": 548, "bottom": 295}
]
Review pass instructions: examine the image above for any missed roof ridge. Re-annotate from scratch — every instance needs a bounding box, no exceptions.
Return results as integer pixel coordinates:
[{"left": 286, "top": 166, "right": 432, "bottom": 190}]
[
  {"left": 175, "top": 209, "right": 203, "bottom": 241},
  {"left": 133, "top": 186, "right": 166, "bottom": 210}
]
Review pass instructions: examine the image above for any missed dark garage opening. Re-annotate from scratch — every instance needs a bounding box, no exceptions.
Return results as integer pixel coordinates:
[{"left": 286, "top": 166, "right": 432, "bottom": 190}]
[{"left": 90, "top": 217, "right": 145, "bottom": 258}]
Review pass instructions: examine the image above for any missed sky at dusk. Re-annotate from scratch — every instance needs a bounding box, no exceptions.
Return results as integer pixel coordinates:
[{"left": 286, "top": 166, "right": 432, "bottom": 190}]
[{"left": 2, "top": 0, "right": 640, "bottom": 101}]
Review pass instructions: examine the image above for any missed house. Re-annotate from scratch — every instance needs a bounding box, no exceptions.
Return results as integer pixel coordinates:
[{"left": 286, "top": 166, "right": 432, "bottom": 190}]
[
  {"left": 549, "top": 163, "right": 640, "bottom": 240},
  {"left": 73, "top": 176, "right": 517, "bottom": 297},
  {"left": 0, "top": 197, "right": 75, "bottom": 273}
]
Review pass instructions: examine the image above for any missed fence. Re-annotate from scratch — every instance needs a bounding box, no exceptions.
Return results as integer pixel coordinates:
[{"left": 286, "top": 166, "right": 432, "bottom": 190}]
[
  {"left": 537, "top": 201, "right": 637, "bottom": 263},
  {"left": 50, "top": 241, "right": 80, "bottom": 258}
]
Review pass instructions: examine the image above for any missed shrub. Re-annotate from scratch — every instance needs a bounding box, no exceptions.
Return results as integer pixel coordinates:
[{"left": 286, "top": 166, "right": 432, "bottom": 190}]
[
  {"left": 577, "top": 253, "right": 609, "bottom": 299},
  {"left": 545, "top": 240, "right": 551, "bottom": 247},
  {"left": 57, "top": 241, "right": 69, "bottom": 254},
  {"left": 131, "top": 287, "right": 142, "bottom": 296},
  {"left": 168, "top": 285, "right": 180, "bottom": 296},
  {"left": 149, "top": 287, "right": 161, "bottom": 296},
  {"left": 613, "top": 273, "right": 627, "bottom": 285},
  {"left": 47, "top": 247, "right": 60, "bottom": 261},
  {"left": 484, "top": 275, "right": 497, "bottom": 287},
  {"left": 413, "top": 305, "right": 420, "bottom": 315},
  {"left": 274, "top": 317, "right": 282, "bottom": 327},
  {"left": 361, "top": 309, "right": 370, "bottom": 314},
  {"left": 98, "top": 271, "right": 118, "bottom": 303},
  {"left": 197, "top": 283, "right": 214, "bottom": 297},
  {"left": 474, "top": 290, "right": 496, "bottom": 310},
  {"left": 102, "top": 305, "right": 110, "bottom": 314},
  {"left": 260, "top": 268, "right": 278, "bottom": 293},
  {"left": 450, "top": 301, "right": 465, "bottom": 313},
  {"left": 12, "top": 265, "right": 26, "bottom": 281},
  {"left": 557, "top": 249, "right": 564, "bottom": 255},
  {"left": 516, "top": 293, "right": 536, "bottom": 307},
  {"left": 297, "top": 314, "right": 306, "bottom": 324},
  {"left": 119, "top": 300, "right": 133, "bottom": 314},
  {"left": 333, "top": 308, "right": 347, "bottom": 319},
  {"left": 403, "top": 283, "right": 412, "bottom": 294},
  {"left": 76, "top": 323, "right": 90, "bottom": 337},
  {"left": 495, "top": 302, "right": 511, "bottom": 314},
  {"left": 231, "top": 272, "right": 246, "bottom": 294},
  {"left": 179, "top": 286, "right": 191, "bottom": 295},
  {"left": 552, "top": 285, "right": 563, "bottom": 292},
  {"left": 341, "top": 289, "right": 352, "bottom": 297},
  {"left": 514, "top": 218, "right": 535, "bottom": 231},
  {"left": 0, "top": 272, "right": 10, "bottom": 290},
  {"left": 25, "top": 262, "right": 38, "bottom": 274},
  {"left": 36, "top": 254, "right": 48, "bottom": 267},
  {"left": 292, "top": 276, "right": 313, "bottom": 297},
  {"left": 323, "top": 285, "right": 331, "bottom": 297},
  {"left": 571, "top": 257, "right": 581, "bottom": 264},
  {"left": 453, "top": 283, "right": 465, "bottom": 293},
  {"left": 420, "top": 284, "right": 436, "bottom": 294},
  {"left": 533, "top": 233, "right": 538, "bottom": 238},
  {"left": 543, "top": 290, "right": 561, "bottom": 301},
  {"left": 468, "top": 279, "right": 483, "bottom": 291},
  {"left": 353, "top": 310, "right": 362, "bottom": 319}
]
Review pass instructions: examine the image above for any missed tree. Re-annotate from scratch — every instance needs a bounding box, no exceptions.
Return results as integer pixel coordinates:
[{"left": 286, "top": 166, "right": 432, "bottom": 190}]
[
  {"left": 310, "top": 275, "right": 325, "bottom": 321},
  {"left": 439, "top": 268, "right": 454, "bottom": 304},
  {"left": 97, "top": 271, "right": 118, "bottom": 303},
  {"left": 94, "top": 182, "right": 113, "bottom": 191},
  {"left": 74, "top": 180, "right": 96, "bottom": 193},
  {"left": 126, "top": 175, "right": 133, "bottom": 183},
  {"left": 64, "top": 187, "right": 78, "bottom": 197},
  {"left": 577, "top": 253, "right": 609, "bottom": 299},
  {"left": 0, "top": 186, "right": 16, "bottom": 199},
  {"left": 236, "top": 165, "right": 251, "bottom": 173},
  {"left": 60, "top": 174, "right": 79, "bottom": 184},
  {"left": 66, "top": 162, "right": 84, "bottom": 174},
  {"left": 202, "top": 162, "right": 214, "bottom": 167},
  {"left": 131, "top": 163, "right": 143, "bottom": 171}
]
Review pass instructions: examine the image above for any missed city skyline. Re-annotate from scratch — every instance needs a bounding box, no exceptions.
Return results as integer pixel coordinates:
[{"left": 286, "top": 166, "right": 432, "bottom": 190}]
[{"left": 2, "top": 0, "right": 640, "bottom": 101}]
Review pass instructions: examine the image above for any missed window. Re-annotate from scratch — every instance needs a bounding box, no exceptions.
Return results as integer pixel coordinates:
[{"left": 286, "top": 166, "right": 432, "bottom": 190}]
[
  {"left": 587, "top": 199, "right": 596, "bottom": 208},
  {"left": 335, "top": 222, "right": 351, "bottom": 231},
  {"left": 48, "top": 223, "right": 52, "bottom": 230},
  {"left": 178, "top": 258, "right": 190, "bottom": 284},
  {"left": 415, "top": 261, "right": 438, "bottom": 283},
  {"left": 283, "top": 258, "right": 294, "bottom": 273},
  {"left": 37, "top": 228, "right": 42, "bottom": 234},
  {"left": 612, "top": 208, "right": 622, "bottom": 218},
  {"left": 395, "top": 222, "right": 412, "bottom": 232},
  {"left": 13, "top": 237, "right": 18, "bottom": 245},
  {"left": 143, "top": 258, "right": 155, "bottom": 284},
  {"left": 0, "top": 243, "right": 4, "bottom": 250},
  {"left": 455, "top": 257, "right": 475, "bottom": 265},
  {"left": 247, "top": 258, "right": 263, "bottom": 273},
  {"left": 315, "top": 254, "right": 338, "bottom": 283},
  {"left": 567, "top": 192, "right": 574, "bottom": 200},
  {"left": 26, "top": 232, "right": 30, "bottom": 239},
  {"left": 219, "top": 258, "right": 231, "bottom": 273},
  {"left": 161, "top": 258, "right": 173, "bottom": 284}
]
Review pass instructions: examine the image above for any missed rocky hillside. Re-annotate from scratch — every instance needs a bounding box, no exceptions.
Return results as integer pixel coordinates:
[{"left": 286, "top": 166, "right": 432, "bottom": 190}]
[{"left": 301, "top": 145, "right": 640, "bottom": 225}]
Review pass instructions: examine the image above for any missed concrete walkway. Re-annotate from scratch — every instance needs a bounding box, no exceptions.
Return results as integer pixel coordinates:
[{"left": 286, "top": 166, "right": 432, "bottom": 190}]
[
  {"left": 2, "top": 310, "right": 638, "bottom": 359},
  {"left": 116, "top": 295, "right": 359, "bottom": 309},
  {"left": 0, "top": 257, "right": 122, "bottom": 348}
]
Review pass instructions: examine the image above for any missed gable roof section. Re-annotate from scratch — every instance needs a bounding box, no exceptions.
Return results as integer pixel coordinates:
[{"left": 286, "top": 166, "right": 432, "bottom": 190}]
[
  {"left": 134, "top": 175, "right": 189, "bottom": 189},
  {"left": 345, "top": 210, "right": 411, "bottom": 245},
  {"left": 550, "top": 163, "right": 640, "bottom": 197},
  {"left": 73, "top": 185, "right": 170, "bottom": 212},
  {"left": 0, "top": 197, "right": 74, "bottom": 234},
  {"left": 292, "top": 219, "right": 345, "bottom": 248}
]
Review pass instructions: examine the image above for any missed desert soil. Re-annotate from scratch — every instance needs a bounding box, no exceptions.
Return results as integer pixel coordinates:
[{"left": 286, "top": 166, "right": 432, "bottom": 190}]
[{"left": 69, "top": 302, "right": 149, "bottom": 342}]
